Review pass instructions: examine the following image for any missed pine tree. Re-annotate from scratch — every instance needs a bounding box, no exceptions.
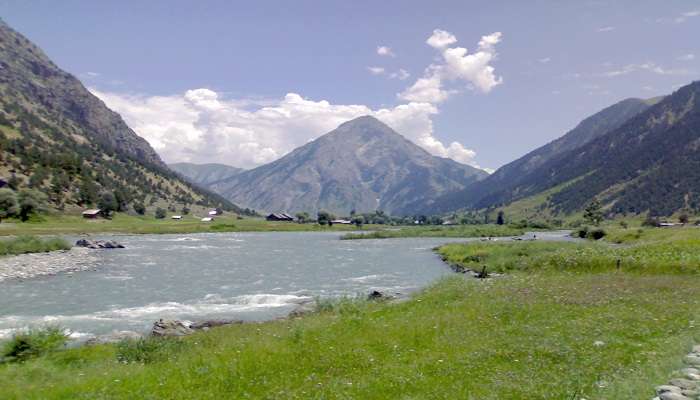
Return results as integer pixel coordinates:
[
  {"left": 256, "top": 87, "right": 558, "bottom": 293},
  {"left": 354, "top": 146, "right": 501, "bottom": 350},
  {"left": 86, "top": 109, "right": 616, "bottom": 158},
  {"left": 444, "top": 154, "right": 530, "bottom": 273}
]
[{"left": 583, "top": 198, "right": 604, "bottom": 226}]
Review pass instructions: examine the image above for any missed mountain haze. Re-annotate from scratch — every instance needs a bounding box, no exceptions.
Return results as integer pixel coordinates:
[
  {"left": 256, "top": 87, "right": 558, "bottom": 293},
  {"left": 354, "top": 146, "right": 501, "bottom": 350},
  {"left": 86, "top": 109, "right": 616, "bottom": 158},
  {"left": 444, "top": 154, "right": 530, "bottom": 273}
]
[
  {"left": 169, "top": 163, "right": 244, "bottom": 187},
  {"left": 210, "top": 116, "right": 488, "bottom": 215},
  {"left": 0, "top": 19, "right": 239, "bottom": 212}
]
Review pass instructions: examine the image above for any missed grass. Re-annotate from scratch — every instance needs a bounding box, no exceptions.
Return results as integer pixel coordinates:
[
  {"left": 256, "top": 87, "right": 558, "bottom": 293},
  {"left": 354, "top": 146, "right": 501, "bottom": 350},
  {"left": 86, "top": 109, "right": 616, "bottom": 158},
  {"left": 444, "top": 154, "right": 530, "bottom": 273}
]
[
  {"left": 0, "top": 235, "right": 70, "bottom": 256},
  {"left": 2, "top": 227, "right": 700, "bottom": 398},
  {"left": 341, "top": 224, "right": 524, "bottom": 240},
  {"left": 0, "top": 327, "right": 67, "bottom": 363},
  {"left": 0, "top": 213, "right": 379, "bottom": 236}
]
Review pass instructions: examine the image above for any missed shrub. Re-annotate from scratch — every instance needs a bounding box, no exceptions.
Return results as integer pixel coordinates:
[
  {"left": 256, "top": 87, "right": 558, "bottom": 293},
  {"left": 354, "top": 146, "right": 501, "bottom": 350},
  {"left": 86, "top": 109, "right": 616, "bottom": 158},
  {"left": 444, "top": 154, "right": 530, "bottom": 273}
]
[
  {"left": 586, "top": 228, "right": 606, "bottom": 240},
  {"left": 0, "top": 188, "right": 18, "bottom": 222},
  {"left": 17, "top": 189, "right": 47, "bottom": 221},
  {"left": 1, "top": 327, "right": 67, "bottom": 363},
  {"left": 116, "top": 338, "right": 185, "bottom": 364},
  {"left": 154, "top": 207, "right": 166, "bottom": 219},
  {"left": 575, "top": 226, "right": 589, "bottom": 239}
]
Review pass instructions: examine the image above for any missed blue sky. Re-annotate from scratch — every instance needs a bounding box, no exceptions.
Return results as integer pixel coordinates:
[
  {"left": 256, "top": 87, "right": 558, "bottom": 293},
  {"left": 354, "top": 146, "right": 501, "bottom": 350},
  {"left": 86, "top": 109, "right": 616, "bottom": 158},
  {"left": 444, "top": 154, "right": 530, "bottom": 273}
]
[{"left": 2, "top": 0, "right": 699, "bottom": 170}]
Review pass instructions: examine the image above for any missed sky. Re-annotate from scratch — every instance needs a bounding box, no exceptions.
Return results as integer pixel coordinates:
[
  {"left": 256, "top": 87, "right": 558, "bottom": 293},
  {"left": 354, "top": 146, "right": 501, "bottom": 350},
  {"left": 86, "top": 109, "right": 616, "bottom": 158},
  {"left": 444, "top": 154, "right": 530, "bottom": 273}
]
[{"left": 2, "top": 0, "right": 699, "bottom": 172}]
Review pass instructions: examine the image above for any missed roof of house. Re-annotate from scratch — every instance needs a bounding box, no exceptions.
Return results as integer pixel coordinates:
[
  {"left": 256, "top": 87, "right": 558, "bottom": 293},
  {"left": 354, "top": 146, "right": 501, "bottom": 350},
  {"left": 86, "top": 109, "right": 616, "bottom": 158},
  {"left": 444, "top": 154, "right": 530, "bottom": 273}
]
[
  {"left": 267, "top": 213, "right": 294, "bottom": 220},
  {"left": 81, "top": 209, "right": 101, "bottom": 215}
]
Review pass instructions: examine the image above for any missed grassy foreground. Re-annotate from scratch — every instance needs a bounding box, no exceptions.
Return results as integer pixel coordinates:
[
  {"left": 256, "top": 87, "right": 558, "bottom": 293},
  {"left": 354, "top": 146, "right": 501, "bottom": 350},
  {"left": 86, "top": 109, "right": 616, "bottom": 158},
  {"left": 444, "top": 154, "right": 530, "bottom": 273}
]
[
  {"left": 0, "top": 214, "right": 376, "bottom": 236},
  {"left": 2, "top": 227, "right": 700, "bottom": 399},
  {"left": 341, "top": 224, "right": 524, "bottom": 240},
  {"left": 0, "top": 235, "right": 70, "bottom": 256}
]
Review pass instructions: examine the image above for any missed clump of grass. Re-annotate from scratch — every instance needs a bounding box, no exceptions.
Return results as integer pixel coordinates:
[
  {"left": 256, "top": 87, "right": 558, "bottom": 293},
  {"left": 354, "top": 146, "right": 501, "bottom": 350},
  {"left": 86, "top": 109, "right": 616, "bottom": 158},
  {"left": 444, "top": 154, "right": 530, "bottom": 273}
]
[
  {"left": 0, "top": 235, "right": 70, "bottom": 256},
  {"left": 341, "top": 224, "right": 524, "bottom": 240},
  {"left": 116, "top": 337, "right": 186, "bottom": 364},
  {"left": 209, "top": 223, "right": 237, "bottom": 231},
  {"left": 1, "top": 326, "right": 68, "bottom": 363}
]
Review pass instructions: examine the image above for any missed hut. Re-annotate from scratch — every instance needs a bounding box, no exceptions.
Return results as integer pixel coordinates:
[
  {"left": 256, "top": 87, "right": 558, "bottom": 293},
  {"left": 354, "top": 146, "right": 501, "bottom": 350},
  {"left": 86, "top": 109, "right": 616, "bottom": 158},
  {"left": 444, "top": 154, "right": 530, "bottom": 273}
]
[
  {"left": 330, "top": 219, "right": 352, "bottom": 225},
  {"left": 201, "top": 217, "right": 214, "bottom": 222},
  {"left": 171, "top": 215, "right": 182, "bottom": 220},
  {"left": 82, "top": 209, "right": 101, "bottom": 219},
  {"left": 266, "top": 213, "right": 294, "bottom": 222}
]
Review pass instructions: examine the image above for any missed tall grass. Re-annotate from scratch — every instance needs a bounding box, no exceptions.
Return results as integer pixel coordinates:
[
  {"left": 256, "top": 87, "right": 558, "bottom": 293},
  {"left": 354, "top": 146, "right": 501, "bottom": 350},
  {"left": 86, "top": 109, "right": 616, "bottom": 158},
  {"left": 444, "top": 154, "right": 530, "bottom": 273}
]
[
  {"left": 0, "top": 235, "right": 70, "bottom": 256},
  {"left": 1, "top": 327, "right": 67, "bottom": 363}
]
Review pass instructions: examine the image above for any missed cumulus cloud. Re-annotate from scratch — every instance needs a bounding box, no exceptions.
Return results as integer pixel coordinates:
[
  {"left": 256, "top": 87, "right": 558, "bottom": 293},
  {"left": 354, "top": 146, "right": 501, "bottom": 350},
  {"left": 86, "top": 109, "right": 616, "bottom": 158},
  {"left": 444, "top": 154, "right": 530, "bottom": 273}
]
[
  {"left": 389, "top": 69, "right": 411, "bottom": 80},
  {"left": 538, "top": 57, "right": 551, "bottom": 63},
  {"left": 426, "top": 29, "right": 457, "bottom": 49},
  {"left": 91, "top": 88, "right": 483, "bottom": 169},
  {"left": 678, "top": 53, "right": 695, "bottom": 61},
  {"left": 376, "top": 46, "right": 395, "bottom": 57},
  {"left": 399, "top": 30, "right": 503, "bottom": 103}
]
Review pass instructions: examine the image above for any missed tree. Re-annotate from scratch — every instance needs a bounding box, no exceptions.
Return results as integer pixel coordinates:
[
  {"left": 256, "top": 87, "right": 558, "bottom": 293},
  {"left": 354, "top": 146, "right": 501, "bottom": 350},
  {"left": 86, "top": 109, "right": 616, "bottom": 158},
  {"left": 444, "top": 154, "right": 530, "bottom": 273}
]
[
  {"left": 181, "top": 206, "right": 190, "bottom": 215},
  {"left": 351, "top": 215, "right": 364, "bottom": 227},
  {"left": 496, "top": 211, "right": 505, "bottom": 225},
  {"left": 17, "top": 189, "right": 47, "bottom": 222},
  {"left": 295, "top": 212, "right": 310, "bottom": 224},
  {"left": 98, "top": 191, "right": 118, "bottom": 218},
  {"left": 155, "top": 207, "right": 167, "bottom": 219},
  {"left": 133, "top": 202, "right": 146, "bottom": 215},
  {"left": 215, "top": 207, "right": 223, "bottom": 215},
  {"left": 583, "top": 198, "right": 604, "bottom": 226},
  {"left": 679, "top": 213, "right": 690, "bottom": 224},
  {"left": 7, "top": 174, "right": 21, "bottom": 191},
  {"left": 317, "top": 210, "right": 332, "bottom": 226},
  {"left": 78, "top": 177, "right": 98, "bottom": 205},
  {"left": 0, "top": 188, "right": 18, "bottom": 223}
]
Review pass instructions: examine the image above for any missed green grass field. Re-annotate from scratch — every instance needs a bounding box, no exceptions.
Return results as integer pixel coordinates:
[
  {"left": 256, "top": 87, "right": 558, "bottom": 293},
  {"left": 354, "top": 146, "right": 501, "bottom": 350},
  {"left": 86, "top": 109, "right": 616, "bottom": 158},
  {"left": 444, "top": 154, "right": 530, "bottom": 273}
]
[
  {"left": 0, "top": 213, "right": 377, "bottom": 236},
  {"left": 2, "top": 226, "right": 699, "bottom": 398},
  {"left": 341, "top": 224, "right": 524, "bottom": 240},
  {"left": 0, "top": 235, "right": 70, "bottom": 256}
]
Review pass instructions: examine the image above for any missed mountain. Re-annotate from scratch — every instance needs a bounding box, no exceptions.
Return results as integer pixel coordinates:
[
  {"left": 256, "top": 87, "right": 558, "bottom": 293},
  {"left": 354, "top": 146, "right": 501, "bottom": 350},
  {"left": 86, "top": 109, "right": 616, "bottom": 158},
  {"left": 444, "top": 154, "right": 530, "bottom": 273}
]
[
  {"left": 169, "top": 163, "right": 244, "bottom": 187},
  {"left": 436, "top": 81, "right": 700, "bottom": 217},
  {"left": 0, "top": 19, "right": 242, "bottom": 213},
  {"left": 209, "top": 116, "right": 488, "bottom": 215},
  {"left": 426, "top": 96, "right": 659, "bottom": 214}
]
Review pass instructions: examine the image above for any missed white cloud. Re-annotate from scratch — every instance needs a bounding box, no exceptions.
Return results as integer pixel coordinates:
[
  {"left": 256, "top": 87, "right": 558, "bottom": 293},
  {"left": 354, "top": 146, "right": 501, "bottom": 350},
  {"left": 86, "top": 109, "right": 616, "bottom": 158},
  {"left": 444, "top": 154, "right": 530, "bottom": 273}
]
[
  {"left": 538, "top": 57, "right": 551, "bottom": 64},
  {"left": 91, "top": 88, "right": 483, "bottom": 169},
  {"left": 600, "top": 62, "right": 692, "bottom": 77},
  {"left": 678, "top": 53, "right": 695, "bottom": 61},
  {"left": 400, "top": 30, "right": 503, "bottom": 103},
  {"left": 367, "top": 66, "right": 385, "bottom": 75},
  {"left": 85, "top": 71, "right": 101, "bottom": 77},
  {"left": 675, "top": 9, "right": 700, "bottom": 23},
  {"left": 376, "top": 46, "right": 395, "bottom": 57},
  {"left": 389, "top": 69, "right": 411, "bottom": 80},
  {"left": 597, "top": 26, "right": 615, "bottom": 32},
  {"left": 426, "top": 29, "right": 457, "bottom": 49}
]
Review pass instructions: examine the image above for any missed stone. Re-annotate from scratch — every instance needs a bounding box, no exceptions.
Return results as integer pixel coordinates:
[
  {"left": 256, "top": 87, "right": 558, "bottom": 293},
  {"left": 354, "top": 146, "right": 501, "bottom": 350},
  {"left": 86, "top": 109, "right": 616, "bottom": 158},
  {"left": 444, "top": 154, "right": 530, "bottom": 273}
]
[
  {"left": 288, "top": 302, "right": 315, "bottom": 318},
  {"left": 657, "top": 385, "right": 683, "bottom": 394},
  {"left": 685, "top": 355, "right": 700, "bottom": 366},
  {"left": 692, "top": 345, "right": 700, "bottom": 353},
  {"left": 681, "top": 389, "right": 699, "bottom": 398},
  {"left": 151, "top": 319, "right": 194, "bottom": 337},
  {"left": 75, "top": 239, "right": 125, "bottom": 249},
  {"left": 189, "top": 319, "right": 241, "bottom": 330},
  {"left": 669, "top": 379, "right": 697, "bottom": 390},
  {"left": 659, "top": 391, "right": 691, "bottom": 400}
]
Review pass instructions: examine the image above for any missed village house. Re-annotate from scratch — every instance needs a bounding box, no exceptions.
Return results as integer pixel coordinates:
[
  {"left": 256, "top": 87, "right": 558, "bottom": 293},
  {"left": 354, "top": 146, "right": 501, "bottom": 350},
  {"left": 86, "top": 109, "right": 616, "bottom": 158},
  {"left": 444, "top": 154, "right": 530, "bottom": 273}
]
[
  {"left": 81, "top": 209, "right": 101, "bottom": 219},
  {"left": 266, "top": 213, "right": 294, "bottom": 222}
]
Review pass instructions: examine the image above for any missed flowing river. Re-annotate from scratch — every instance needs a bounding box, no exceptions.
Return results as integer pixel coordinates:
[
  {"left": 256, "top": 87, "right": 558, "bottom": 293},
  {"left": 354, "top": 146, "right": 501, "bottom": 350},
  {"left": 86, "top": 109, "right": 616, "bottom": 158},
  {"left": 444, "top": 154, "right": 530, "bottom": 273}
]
[{"left": 0, "top": 232, "right": 485, "bottom": 340}]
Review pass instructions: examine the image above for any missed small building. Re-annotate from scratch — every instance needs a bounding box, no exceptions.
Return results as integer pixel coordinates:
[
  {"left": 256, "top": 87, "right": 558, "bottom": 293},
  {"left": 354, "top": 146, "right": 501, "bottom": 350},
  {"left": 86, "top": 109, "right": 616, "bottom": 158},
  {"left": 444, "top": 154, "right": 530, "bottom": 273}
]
[
  {"left": 171, "top": 215, "right": 182, "bottom": 220},
  {"left": 201, "top": 217, "right": 214, "bottom": 222},
  {"left": 208, "top": 210, "right": 218, "bottom": 216},
  {"left": 442, "top": 220, "right": 457, "bottom": 226},
  {"left": 82, "top": 209, "right": 101, "bottom": 219},
  {"left": 266, "top": 213, "right": 294, "bottom": 222},
  {"left": 330, "top": 219, "right": 352, "bottom": 225}
]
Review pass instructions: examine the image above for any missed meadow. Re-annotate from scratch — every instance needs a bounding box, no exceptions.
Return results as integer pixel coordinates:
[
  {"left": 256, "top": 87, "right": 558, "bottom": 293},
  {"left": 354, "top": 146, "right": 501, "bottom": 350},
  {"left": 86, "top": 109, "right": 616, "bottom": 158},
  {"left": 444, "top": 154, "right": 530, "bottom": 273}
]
[
  {"left": 0, "top": 235, "right": 70, "bottom": 256},
  {"left": 341, "top": 224, "right": 524, "bottom": 240},
  {"left": 1, "top": 226, "right": 699, "bottom": 398}
]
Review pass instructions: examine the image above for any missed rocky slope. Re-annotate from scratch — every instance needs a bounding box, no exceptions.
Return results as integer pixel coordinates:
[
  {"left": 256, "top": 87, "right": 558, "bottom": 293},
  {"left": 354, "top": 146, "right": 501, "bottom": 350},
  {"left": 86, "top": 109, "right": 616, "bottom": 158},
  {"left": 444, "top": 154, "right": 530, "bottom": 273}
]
[
  {"left": 434, "top": 81, "right": 700, "bottom": 217},
  {"left": 0, "top": 19, "right": 240, "bottom": 213},
  {"left": 210, "top": 116, "right": 487, "bottom": 215}
]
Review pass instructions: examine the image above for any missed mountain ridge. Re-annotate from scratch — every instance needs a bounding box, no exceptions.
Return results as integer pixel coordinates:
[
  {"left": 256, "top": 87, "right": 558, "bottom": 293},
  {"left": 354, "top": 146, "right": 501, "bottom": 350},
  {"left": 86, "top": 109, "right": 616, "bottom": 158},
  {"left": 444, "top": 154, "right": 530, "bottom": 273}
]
[{"left": 210, "top": 116, "right": 488, "bottom": 215}]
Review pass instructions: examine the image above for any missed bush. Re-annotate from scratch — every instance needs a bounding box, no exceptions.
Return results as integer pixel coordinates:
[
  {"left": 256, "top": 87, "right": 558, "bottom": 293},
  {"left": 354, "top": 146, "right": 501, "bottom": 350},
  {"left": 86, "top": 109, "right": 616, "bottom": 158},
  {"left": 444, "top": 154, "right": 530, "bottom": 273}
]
[
  {"left": 1, "top": 327, "right": 67, "bottom": 363},
  {"left": 575, "top": 226, "right": 589, "bottom": 239},
  {"left": 154, "top": 207, "right": 166, "bottom": 219},
  {"left": 0, "top": 235, "right": 70, "bottom": 256},
  {"left": 116, "top": 338, "right": 185, "bottom": 364},
  {"left": 587, "top": 228, "right": 606, "bottom": 240}
]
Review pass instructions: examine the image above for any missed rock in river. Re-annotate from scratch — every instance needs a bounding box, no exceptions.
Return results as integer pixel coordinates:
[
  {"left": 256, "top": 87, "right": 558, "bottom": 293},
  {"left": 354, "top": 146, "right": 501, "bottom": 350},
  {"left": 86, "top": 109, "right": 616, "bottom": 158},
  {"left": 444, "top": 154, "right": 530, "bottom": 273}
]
[
  {"left": 151, "top": 319, "right": 194, "bottom": 337},
  {"left": 75, "top": 239, "right": 125, "bottom": 249}
]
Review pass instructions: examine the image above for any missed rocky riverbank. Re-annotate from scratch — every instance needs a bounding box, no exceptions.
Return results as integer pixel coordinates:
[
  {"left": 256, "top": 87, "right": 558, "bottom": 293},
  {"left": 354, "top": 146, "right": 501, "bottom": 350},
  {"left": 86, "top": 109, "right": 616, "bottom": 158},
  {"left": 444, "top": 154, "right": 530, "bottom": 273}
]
[
  {"left": 0, "top": 247, "right": 100, "bottom": 282},
  {"left": 653, "top": 344, "right": 700, "bottom": 399}
]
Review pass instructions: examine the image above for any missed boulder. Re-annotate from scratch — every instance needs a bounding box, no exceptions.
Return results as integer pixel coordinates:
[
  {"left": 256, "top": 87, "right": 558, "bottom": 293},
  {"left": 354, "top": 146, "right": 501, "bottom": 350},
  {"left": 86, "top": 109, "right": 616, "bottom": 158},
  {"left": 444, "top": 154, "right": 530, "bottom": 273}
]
[
  {"left": 86, "top": 330, "right": 142, "bottom": 345},
  {"left": 151, "top": 319, "right": 194, "bottom": 337},
  {"left": 75, "top": 239, "right": 125, "bottom": 249},
  {"left": 659, "top": 392, "right": 691, "bottom": 400},
  {"left": 189, "top": 319, "right": 242, "bottom": 330},
  {"left": 669, "top": 379, "right": 697, "bottom": 390}
]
